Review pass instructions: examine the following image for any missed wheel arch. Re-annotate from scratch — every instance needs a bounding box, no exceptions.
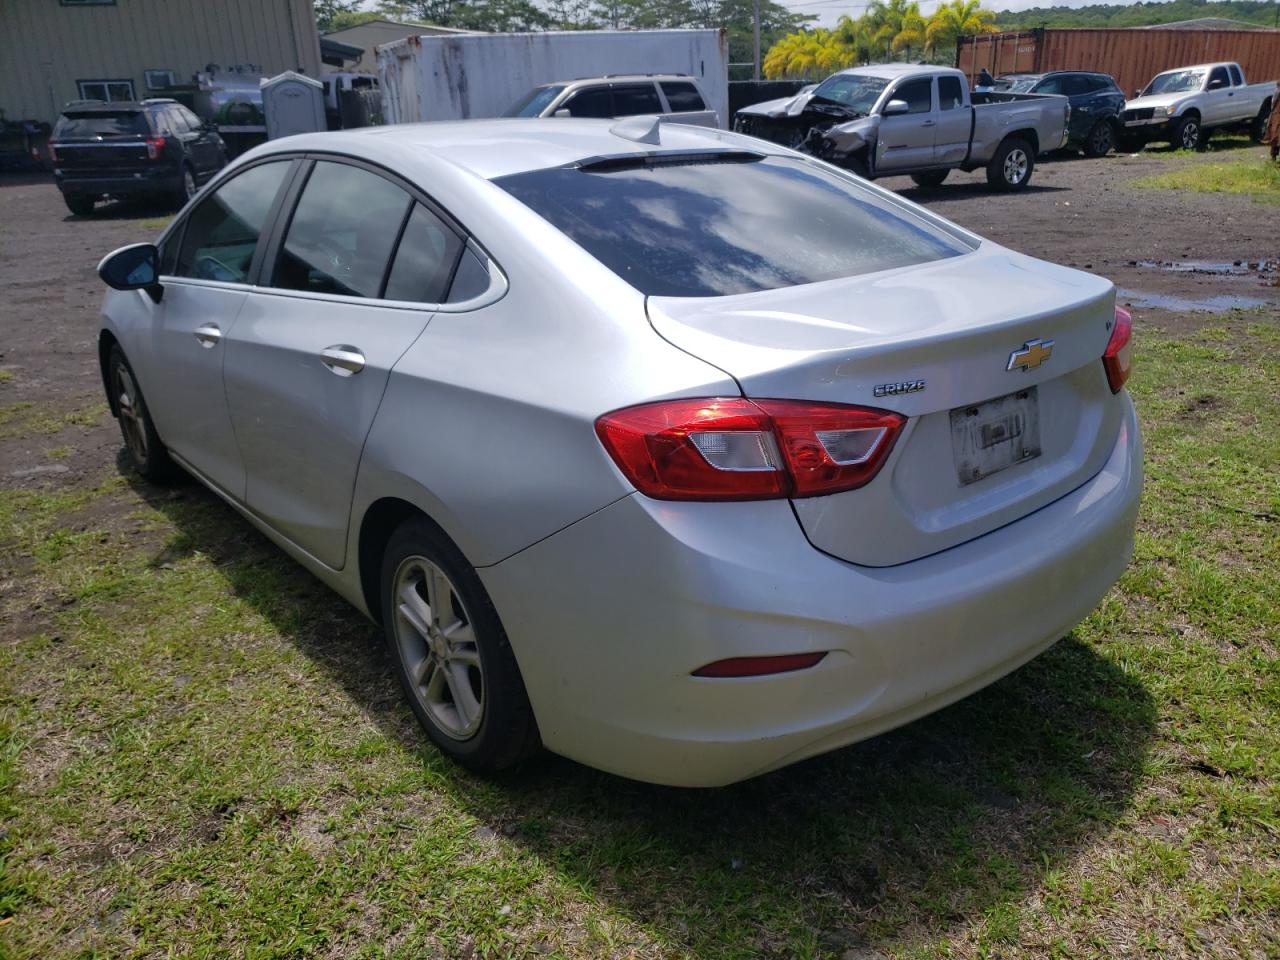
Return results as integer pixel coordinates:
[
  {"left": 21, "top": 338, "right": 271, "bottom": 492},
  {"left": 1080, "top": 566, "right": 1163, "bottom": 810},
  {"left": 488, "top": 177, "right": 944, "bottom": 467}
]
[
  {"left": 1003, "top": 128, "right": 1039, "bottom": 155},
  {"left": 357, "top": 496, "right": 459, "bottom": 626}
]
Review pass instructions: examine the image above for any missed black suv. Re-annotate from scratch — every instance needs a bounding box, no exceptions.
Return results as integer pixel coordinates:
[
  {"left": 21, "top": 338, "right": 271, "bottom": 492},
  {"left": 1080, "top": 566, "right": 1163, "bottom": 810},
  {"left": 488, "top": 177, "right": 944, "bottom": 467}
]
[
  {"left": 50, "top": 99, "right": 228, "bottom": 216},
  {"left": 994, "top": 71, "right": 1126, "bottom": 157}
]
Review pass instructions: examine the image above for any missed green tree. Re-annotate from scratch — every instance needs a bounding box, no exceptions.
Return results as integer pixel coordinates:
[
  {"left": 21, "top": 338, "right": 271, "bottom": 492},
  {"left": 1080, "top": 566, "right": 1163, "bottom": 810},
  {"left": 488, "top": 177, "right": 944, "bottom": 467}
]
[
  {"left": 314, "top": 0, "right": 362, "bottom": 31},
  {"left": 926, "top": 0, "right": 996, "bottom": 56}
]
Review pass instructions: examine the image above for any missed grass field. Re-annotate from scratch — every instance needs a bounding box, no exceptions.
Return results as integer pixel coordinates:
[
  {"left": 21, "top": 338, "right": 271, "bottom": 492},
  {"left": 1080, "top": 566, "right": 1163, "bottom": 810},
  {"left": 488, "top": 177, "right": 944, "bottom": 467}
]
[
  {"left": 1132, "top": 154, "right": 1280, "bottom": 203},
  {"left": 1, "top": 311, "right": 1277, "bottom": 959}
]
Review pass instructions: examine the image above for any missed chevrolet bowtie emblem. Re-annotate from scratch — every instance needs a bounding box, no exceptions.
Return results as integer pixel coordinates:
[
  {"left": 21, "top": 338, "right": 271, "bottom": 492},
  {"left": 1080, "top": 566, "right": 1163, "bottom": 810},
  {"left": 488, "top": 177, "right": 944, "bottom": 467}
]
[{"left": 1007, "top": 338, "right": 1055, "bottom": 372}]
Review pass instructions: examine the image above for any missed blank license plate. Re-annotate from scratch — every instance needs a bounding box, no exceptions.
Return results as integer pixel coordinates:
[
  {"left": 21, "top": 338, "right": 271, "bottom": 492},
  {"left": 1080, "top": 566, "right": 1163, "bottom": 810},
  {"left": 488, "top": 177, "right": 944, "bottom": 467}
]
[{"left": 950, "top": 387, "right": 1041, "bottom": 485}]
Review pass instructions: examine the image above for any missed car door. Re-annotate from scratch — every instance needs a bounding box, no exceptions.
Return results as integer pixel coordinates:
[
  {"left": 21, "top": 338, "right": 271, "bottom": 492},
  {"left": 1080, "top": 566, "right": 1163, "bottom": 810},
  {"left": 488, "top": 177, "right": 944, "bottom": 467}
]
[
  {"left": 1227, "top": 64, "right": 1249, "bottom": 121},
  {"left": 1204, "top": 66, "right": 1232, "bottom": 124},
  {"left": 146, "top": 158, "right": 296, "bottom": 497},
  {"left": 559, "top": 85, "right": 614, "bottom": 118},
  {"left": 176, "top": 105, "right": 223, "bottom": 179},
  {"left": 223, "top": 158, "right": 464, "bottom": 569},
  {"left": 933, "top": 74, "right": 970, "bottom": 165},
  {"left": 875, "top": 77, "right": 937, "bottom": 173}
]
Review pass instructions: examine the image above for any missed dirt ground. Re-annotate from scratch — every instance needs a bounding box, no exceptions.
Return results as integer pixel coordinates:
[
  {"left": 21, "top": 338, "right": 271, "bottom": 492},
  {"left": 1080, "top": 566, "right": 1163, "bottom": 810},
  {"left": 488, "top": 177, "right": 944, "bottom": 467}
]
[{"left": 0, "top": 141, "right": 1276, "bottom": 500}]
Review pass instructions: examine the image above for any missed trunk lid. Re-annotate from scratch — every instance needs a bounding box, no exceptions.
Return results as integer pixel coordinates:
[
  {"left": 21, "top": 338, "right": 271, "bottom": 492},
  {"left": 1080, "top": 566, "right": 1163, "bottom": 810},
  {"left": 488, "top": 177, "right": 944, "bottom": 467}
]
[
  {"left": 647, "top": 243, "right": 1123, "bottom": 567},
  {"left": 52, "top": 110, "right": 152, "bottom": 173}
]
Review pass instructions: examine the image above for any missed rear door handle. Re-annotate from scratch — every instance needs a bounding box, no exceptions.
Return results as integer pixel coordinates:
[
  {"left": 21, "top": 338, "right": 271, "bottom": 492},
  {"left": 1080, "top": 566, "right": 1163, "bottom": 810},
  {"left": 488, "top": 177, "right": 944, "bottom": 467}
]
[
  {"left": 193, "top": 323, "right": 221, "bottom": 348},
  {"left": 320, "top": 344, "right": 365, "bottom": 376},
  {"left": 921, "top": 120, "right": 936, "bottom": 127}
]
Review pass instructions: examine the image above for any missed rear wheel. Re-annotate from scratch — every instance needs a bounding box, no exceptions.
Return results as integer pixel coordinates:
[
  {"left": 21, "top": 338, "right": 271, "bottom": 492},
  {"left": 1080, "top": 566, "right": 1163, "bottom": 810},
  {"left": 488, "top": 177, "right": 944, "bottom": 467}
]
[
  {"left": 381, "top": 517, "right": 539, "bottom": 774},
  {"left": 909, "top": 169, "right": 949, "bottom": 188},
  {"left": 1171, "top": 114, "right": 1203, "bottom": 151},
  {"left": 986, "top": 137, "right": 1034, "bottom": 191},
  {"left": 63, "top": 193, "right": 95, "bottom": 216},
  {"left": 1083, "top": 120, "right": 1115, "bottom": 158},
  {"left": 106, "top": 345, "right": 182, "bottom": 483}
]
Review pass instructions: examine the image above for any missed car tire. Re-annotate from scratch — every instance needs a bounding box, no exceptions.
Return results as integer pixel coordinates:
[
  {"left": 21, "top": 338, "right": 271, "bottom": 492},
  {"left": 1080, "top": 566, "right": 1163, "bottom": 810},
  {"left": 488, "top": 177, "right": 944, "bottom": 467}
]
[
  {"left": 106, "top": 344, "right": 183, "bottom": 484},
  {"left": 909, "top": 169, "right": 949, "bottom": 188},
  {"left": 64, "top": 194, "right": 95, "bottom": 216},
  {"left": 381, "top": 517, "right": 539, "bottom": 774},
  {"left": 1171, "top": 114, "right": 1203, "bottom": 151},
  {"left": 1083, "top": 120, "right": 1115, "bottom": 158},
  {"left": 986, "top": 137, "right": 1035, "bottom": 191}
]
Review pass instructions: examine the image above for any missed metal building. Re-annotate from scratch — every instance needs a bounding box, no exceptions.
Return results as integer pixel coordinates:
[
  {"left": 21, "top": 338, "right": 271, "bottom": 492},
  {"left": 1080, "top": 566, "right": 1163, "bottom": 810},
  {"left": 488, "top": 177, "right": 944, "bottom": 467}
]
[{"left": 0, "top": 0, "right": 323, "bottom": 126}]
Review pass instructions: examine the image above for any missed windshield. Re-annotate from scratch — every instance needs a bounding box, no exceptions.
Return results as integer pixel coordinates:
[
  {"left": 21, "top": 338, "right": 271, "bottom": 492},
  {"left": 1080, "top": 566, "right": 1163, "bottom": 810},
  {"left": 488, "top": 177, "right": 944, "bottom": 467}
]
[
  {"left": 1144, "top": 70, "right": 1205, "bottom": 96},
  {"left": 809, "top": 75, "right": 889, "bottom": 116},
  {"left": 494, "top": 154, "right": 972, "bottom": 297},
  {"left": 54, "top": 112, "right": 149, "bottom": 139},
  {"left": 503, "top": 85, "right": 566, "bottom": 118},
  {"left": 995, "top": 76, "right": 1040, "bottom": 93}
]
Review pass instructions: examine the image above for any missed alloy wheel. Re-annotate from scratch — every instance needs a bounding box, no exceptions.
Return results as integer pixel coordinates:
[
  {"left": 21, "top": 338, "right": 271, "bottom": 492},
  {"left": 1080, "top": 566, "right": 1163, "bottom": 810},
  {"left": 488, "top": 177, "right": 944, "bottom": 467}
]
[
  {"left": 392, "top": 555, "right": 485, "bottom": 740},
  {"left": 1091, "top": 124, "right": 1112, "bottom": 155},
  {"left": 112, "top": 361, "right": 149, "bottom": 465},
  {"left": 1003, "top": 148, "right": 1029, "bottom": 186},
  {"left": 1180, "top": 122, "right": 1199, "bottom": 150}
]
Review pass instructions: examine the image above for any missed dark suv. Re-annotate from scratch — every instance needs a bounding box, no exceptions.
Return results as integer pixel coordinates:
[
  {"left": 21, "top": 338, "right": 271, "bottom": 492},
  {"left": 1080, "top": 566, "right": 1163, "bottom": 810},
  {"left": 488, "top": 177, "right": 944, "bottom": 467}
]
[
  {"left": 994, "top": 71, "right": 1125, "bottom": 156},
  {"left": 50, "top": 99, "right": 228, "bottom": 216}
]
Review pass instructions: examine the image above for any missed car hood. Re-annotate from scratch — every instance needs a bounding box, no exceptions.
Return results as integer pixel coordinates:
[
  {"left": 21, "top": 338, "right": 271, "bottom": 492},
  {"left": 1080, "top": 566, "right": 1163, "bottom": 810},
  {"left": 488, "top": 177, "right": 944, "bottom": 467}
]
[
  {"left": 737, "top": 87, "right": 820, "bottom": 119},
  {"left": 1125, "top": 92, "right": 1191, "bottom": 111}
]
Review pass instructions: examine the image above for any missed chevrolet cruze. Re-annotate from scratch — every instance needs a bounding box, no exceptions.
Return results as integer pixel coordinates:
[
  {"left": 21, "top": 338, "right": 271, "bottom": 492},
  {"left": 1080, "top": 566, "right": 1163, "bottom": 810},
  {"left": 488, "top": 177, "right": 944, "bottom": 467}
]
[{"left": 95, "top": 117, "right": 1142, "bottom": 786}]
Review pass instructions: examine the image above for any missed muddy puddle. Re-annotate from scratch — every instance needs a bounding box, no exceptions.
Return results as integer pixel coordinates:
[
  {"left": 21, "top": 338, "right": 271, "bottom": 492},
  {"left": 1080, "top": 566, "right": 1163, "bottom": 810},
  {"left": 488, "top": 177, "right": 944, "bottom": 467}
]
[
  {"left": 1117, "top": 289, "right": 1269, "bottom": 313},
  {"left": 1129, "top": 259, "right": 1279, "bottom": 285}
]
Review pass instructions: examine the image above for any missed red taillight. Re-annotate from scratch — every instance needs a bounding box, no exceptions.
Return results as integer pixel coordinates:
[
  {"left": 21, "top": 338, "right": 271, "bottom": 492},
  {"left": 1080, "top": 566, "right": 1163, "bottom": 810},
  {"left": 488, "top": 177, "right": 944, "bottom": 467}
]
[
  {"left": 595, "top": 397, "right": 904, "bottom": 501},
  {"left": 692, "top": 652, "right": 827, "bottom": 678},
  {"left": 1103, "top": 306, "right": 1133, "bottom": 393},
  {"left": 145, "top": 136, "right": 166, "bottom": 160}
]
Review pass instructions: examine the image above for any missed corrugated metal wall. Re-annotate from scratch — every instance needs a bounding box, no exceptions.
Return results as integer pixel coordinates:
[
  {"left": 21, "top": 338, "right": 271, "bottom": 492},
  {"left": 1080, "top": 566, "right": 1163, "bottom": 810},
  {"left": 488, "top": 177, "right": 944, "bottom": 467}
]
[
  {"left": 958, "top": 28, "right": 1280, "bottom": 99},
  {"left": 0, "top": 0, "right": 322, "bottom": 125}
]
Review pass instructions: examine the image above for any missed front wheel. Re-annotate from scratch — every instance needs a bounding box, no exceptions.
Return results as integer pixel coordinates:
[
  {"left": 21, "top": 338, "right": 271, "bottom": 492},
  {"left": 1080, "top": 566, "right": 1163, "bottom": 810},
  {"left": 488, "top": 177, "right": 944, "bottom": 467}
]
[
  {"left": 1083, "top": 120, "right": 1115, "bottom": 158},
  {"left": 909, "top": 169, "right": 949, "bottom": 188},
  {"left": 1171, "top": 115, "right": 1203, "bottom": 151},
  {"left": 381, "top": 518, "right": 539, "bottom": 774},
  {"left": 986, "top": 137, "right": 1035, "bottom": 191},
  {"left": 106, "top": 345, "right": 182, "bottom": 483}
]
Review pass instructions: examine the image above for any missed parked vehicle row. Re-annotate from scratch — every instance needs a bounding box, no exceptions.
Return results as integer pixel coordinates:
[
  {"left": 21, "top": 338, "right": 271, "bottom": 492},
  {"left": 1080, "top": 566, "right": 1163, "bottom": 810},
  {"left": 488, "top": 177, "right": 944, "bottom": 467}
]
[{"left": 732, "top": 60, "right": 1275, "bottom": 191}]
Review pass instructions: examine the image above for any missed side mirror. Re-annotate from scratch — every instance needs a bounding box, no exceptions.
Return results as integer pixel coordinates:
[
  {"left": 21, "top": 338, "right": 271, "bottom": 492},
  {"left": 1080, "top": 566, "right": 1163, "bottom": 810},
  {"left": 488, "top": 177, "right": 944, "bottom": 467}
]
[
  {"left": 552, "top": 108, "right": 571, "bottom": 118},
  {"left": 882, "top": 99, "right": 909, "bottom": 116},
  {"left": 98, "top": 243, "right": 162, "bottom": 301}
]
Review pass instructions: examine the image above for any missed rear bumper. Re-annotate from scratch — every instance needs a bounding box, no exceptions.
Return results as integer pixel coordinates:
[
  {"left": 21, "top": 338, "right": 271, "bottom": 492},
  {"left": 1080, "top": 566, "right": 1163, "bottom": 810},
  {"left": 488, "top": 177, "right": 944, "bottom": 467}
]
[
  {"left": 56, "top": 169, "right": 180, "bottom": 197},
  {"left": 481, "top": 395, "right": 1144, "bottom": 787}
]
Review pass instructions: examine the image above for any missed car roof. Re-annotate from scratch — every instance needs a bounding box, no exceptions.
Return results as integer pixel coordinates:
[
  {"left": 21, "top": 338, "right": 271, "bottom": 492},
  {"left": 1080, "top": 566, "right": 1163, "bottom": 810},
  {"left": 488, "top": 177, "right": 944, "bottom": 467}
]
[
  {"left": 831, "top": 63, "right": 962, "bottom": 80},
  {"left": 61, "top": 99, "right": 177, "bottom": 114},
  {"left": 539, "top": 74, "right": 694, "bottom": 88},
  {"left": 247, "top": 118, "right": 786, "bottom": 182}
]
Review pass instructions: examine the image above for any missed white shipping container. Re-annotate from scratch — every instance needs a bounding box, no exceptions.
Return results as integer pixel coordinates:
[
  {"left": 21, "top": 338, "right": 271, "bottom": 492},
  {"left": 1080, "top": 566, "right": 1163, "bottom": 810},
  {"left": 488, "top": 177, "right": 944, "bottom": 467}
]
[{"left": 377, "top": 29, "right": 730, "bottom": 129}]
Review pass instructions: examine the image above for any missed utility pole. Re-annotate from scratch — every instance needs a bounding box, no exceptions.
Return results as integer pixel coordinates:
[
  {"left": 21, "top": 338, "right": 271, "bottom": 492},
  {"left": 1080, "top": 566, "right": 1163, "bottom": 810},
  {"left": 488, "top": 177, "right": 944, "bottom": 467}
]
[{"left": 753, "top": 0, "right": 761, "bottom": 81}]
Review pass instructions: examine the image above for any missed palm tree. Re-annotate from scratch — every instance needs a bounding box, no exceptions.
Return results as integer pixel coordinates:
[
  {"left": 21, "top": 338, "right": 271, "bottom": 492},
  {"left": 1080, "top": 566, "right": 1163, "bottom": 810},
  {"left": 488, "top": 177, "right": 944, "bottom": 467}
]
[
  {"left": 926, "top": 0, "right": 997, "bottom": 59},
  {"left": 892, "top": 2, "right": 927, "bottom": 60}
]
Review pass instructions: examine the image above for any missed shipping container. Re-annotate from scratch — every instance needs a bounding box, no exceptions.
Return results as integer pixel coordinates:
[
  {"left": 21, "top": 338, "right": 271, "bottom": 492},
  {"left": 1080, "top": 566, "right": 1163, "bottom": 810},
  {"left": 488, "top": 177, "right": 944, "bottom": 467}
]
[
  {"left": 377, "top": 29, "right": 731, "bottom": 129},
  {"left": 957, "top": 28, "right": 1280, "bottom": 100}
]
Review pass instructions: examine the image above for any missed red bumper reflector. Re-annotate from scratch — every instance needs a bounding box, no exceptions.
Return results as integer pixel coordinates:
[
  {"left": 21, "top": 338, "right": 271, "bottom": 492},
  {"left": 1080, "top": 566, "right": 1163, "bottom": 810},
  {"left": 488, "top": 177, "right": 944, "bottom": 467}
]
[{"left": 692, "top": 652, "right": 827, "bottom": 678}]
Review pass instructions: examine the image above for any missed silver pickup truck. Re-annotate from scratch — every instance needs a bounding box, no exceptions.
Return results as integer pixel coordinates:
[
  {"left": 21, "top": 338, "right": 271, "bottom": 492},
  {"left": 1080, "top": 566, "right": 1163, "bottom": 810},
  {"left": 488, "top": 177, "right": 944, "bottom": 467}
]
[
  {"left": 735, "top": 64, "right": 1071, "bottom": 191},
  {"left": 1120, "top": 62, "right": 1275, "bottom": 151}
]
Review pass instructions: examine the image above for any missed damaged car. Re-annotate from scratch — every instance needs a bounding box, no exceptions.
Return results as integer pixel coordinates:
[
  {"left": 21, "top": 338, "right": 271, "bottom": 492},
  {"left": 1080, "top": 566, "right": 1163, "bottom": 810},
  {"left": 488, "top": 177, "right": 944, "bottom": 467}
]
[{"left": 734, "top": 64, "right": 1071, "bottom": 191}]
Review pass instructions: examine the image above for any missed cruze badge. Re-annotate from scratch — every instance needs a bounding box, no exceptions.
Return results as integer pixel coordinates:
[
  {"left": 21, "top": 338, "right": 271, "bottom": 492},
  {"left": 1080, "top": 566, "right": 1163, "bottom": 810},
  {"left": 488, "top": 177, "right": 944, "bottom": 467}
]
[
  {"left": 874, "top": 378, "right": 926, "bottom": 398},
  {"left": 1007, "top": 338, "right": 1054, "bottom": 372}
]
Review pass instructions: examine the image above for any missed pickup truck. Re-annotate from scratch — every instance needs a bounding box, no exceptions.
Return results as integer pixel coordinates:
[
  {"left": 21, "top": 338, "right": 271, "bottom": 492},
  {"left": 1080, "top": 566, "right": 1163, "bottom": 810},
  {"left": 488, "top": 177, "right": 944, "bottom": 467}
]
[
  {"left": 734, "top": 64, "right": 1070, "bottom": 191},
  {"left": 504, "top": 75, "right": 718, "bottom": 128},
  {"left": 1120, "top": 62, "right": 1275, "bottom": 151}
]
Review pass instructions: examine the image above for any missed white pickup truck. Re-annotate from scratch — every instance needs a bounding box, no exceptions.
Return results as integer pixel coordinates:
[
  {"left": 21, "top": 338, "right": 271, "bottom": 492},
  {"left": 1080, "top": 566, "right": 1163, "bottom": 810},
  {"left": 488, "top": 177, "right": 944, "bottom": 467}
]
[{"left": 1120, "top": 62, "right": 1275, "bottom": 151}]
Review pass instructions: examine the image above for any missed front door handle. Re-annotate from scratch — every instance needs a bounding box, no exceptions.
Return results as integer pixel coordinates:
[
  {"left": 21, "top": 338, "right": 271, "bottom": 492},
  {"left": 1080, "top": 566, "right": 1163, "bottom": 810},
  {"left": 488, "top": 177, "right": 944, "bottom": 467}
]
[
  {"left": 194, "top": 323, "right": 221, "bottom": 348},
  {"left": 921, "top": 119, "right": 936, "bottom": 127},
  {"left": 320, "top": 345, "right": 365, "bottom": 377}
]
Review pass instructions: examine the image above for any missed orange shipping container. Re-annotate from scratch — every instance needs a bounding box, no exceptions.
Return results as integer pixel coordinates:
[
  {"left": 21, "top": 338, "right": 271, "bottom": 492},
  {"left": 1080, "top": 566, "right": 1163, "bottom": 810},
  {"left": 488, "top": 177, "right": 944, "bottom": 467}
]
[{"left": 957, "top": 28, "right": 1280, "bottom": 100}]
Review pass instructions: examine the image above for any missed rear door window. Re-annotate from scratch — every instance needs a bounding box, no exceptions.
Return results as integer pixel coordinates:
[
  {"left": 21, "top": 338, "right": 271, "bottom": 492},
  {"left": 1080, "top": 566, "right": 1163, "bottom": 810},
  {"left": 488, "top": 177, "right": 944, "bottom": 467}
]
[
  {"left": 1229, "top": 65, "right": 1243, "bottom": 86},
  {"left": 564, "top": 87, "right": 614, "bottom": 118},
  {"left": 612, "top": 84, "right": 663, "bottom": 116},
  {"left": 660, "top": 81, "right": 705, "bottom": 112},
  {"left": 937, "top": 75, "right": 964, "bottom": 110},
  {"left": 175, "top": 161, "right": 291, "bottom": 283},
  {"left": 272, "top": 161, "right": 412, "bottom": 298},
  {"left": 54, "top": 111, "right": 149, "bottom": 139},
  {"left": 383, "top": 203, "right": 464, "bottom": 303},
  {"left": 894, "top": 79, "right": 933, "bottom": 114},
  {"left": 495, "top": 154, "right": 972, "bottom": 297}
]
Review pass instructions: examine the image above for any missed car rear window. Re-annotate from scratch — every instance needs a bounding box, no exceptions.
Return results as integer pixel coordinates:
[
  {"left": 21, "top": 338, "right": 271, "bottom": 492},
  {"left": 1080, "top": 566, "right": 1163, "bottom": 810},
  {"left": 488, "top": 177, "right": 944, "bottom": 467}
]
[
  {"left": 494, "top": 154, "right": 973, "bottom": 297},
  {"left": 54, "top": 111, "right": 149, "bottom": 139}
]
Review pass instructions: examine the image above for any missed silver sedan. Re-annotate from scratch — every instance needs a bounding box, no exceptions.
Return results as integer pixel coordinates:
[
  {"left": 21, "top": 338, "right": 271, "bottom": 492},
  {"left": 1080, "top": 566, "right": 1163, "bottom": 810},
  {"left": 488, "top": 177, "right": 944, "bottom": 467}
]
[{"left": 95, "top": 118, "right": 1142, "bottom": 786}]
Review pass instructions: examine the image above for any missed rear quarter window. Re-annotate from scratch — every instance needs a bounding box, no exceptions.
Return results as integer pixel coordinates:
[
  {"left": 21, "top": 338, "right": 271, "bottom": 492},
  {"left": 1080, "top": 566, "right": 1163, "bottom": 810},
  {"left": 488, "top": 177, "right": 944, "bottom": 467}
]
[
  {"left": 661, "top": 82, "right": 706, "bottom": 112},
  {"left": 495, "top": 155, "right": 973, "bottom": 298}
]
